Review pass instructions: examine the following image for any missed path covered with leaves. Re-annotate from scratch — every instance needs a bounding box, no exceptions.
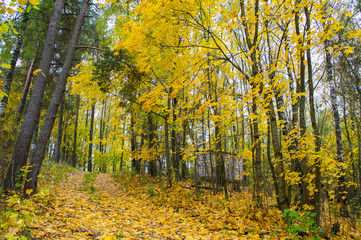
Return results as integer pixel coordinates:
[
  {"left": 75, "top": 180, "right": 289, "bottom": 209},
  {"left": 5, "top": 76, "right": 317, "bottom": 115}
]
[
  {"left": 18, "top": 166, "right": 292, "bottom": 240},
  {"left": 11, "top": 164, "right": 361, "bottom": 239}
]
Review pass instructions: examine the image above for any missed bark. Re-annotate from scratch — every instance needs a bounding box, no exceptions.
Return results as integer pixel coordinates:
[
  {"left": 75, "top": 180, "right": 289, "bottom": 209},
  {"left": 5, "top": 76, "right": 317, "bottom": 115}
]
[
  {"left": 130, "top": 114, "right": 140, "bottom": 173},
  {"left": 0, "top": 7, "right": 29, "bottom": 118},
  {"left": 3, "top": 0, "right": 65, "bottom": 192},
  {"left": 181, "top": 119, "right": 188, "bottom": 179},
  {"left": 240, "top": 0, "right": 262, "bottom": 207},
  {"left": 53, "top": 97, "right": 64, "bottom": 163},
  {"left": 165, "top": 97, "right": 172, "bottom": 187},
  {"left": 304, "top": 7, "right": 322, "bottom": 224},
  {"left": 72, "top": 95, "right": 80, "bottom": 167},
  {"left": 23, "top": 0, "right": 89, "bottom": 196},
  {"left": 295, "top": 5, "right": 310, "bottom": 206},
  {"left": 148, "top": 113, "right": 157, "bottom": 177},
  {"left": 119, "top": 121, "right": 126, "bottom": 171},
  {"left": 268, "top": 99, "right": 290, "bottom": 210},
  {"left": 215, "top": 114, "right": 228, "bottom": 198},
  {"left": 17, "top": 43, "right": 40, "bottom": 117},
  {"left": 171, "top": 97, "right": 180, "bottom": 181},
  {"left": 325, "top": 36, "right": 349, "bottom": 217},
  {"left": 88, "top": 104, "right": 95, "bottom": 172}
]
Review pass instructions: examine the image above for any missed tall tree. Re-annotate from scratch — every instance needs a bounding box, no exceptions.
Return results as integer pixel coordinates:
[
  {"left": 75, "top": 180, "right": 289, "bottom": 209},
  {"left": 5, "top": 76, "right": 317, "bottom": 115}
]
[
  {"left": 325, "top": 27, "right": 349, "bottom": 217},
  {"left": 23, "top": 0, "right": 90, "bottom": 195},
  {"left": 0, "top": 5, "right": 30, "bottom": 118},
  {"left": 72, "top": 95, "right": 80, "bottom": 167},
  {"left": 88, "top": 104, "right": 95, "bottom": 172},
  {"left": 3, "top": 0, "right": 65, "bottom": 192}
]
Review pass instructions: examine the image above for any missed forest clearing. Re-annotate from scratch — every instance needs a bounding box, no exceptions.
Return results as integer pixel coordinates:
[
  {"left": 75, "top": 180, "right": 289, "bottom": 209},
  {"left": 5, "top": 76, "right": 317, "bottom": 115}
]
[{"left": 1, "top": 0, "right": 361, "bottom": 239}]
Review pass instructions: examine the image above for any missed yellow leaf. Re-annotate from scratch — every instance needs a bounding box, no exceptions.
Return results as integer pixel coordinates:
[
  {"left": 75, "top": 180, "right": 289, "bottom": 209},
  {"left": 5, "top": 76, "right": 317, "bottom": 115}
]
[
  {"left": 344, "top": 47, "right": 353, "bottom": 55},
  {"left": 1, "top": 64, "right": 11, "bottom": 69},
  {"left": 99, "top": 3, "right": 105, "bottom": 8},
  {"left": 33, "top": 69, "right": 41, "bottom": 76},
  {"left": 0, "top": 90, "right": 7, "bottom": 98},
  {"left": 104, "top": 236, "right": 116, "bottom": 240},
  {"left": 29, "top": 0, "right": 40, "bottom": 6},
  {"left": 7, "top": 8, "right": 15, "bottom": 14},
  {"left": 18, "top": 0, "right": 27, "bottom": 6},
  {"left": 25, "top": 189, "right": 33, "bottom": 195},
  {"left": 0, "top": 23, "right": 9, "bottom": 34}
]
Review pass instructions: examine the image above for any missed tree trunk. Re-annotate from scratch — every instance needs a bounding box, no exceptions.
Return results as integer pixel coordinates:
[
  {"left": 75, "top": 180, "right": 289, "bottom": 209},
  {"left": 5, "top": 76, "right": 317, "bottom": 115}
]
[
  {"left": 171, "top": 97, "right": 180, "bottom": 181},
  {"left": 0, "top": 7, "right": 29, "bottom": 118},
  {"left": 88, "top": 104, "right": 95, "bottom": 172},
  {"left": 180, "top": 117, "right": 188, "bottom": 180},
  {"left": 54, "top": 97, "right": 64, "bottom": 163},
  {"left": 17, "top": 42, "right": 40, "bottom": 118},
  {"left": 295, "top": 5, "right": 310, "bottom": 207},
  {"left": 72, "top": 95, "right": 80, "bottom": 167},
  {"left": 325, "top": 35, "right": 349, "bottom": 217},
  {"left": 130, "top": 114, "right": 139, "bottom": 173},
  {"left": 304, "top": 6, "right": 322, "bottom": 225},
  {"left": 3, "top": 0, "right": 65, "bottom": 192},
  {"left": 165, "top": 97, "right": 172, "bottom": 187},
  {"left": 23, "top": 0, "right": 89, "bottom": 196},
  {"left": 267, "top": 96, "right": 290, "bottom": 211},
  {"left": 148, "top": 112, "right": 157, "bottom": 177}
]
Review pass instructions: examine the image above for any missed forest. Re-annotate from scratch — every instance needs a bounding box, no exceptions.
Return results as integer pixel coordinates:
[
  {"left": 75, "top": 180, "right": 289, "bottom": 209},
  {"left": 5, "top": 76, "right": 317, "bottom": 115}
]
[{"left": 1, "top": 0, "right": 361, "bottom": 239}]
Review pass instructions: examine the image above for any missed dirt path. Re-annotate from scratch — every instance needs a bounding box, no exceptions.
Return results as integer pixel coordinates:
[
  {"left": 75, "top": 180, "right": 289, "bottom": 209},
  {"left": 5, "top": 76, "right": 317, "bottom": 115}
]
[{"left": 31, "top": 171, "right": 228, "bottom": 240}]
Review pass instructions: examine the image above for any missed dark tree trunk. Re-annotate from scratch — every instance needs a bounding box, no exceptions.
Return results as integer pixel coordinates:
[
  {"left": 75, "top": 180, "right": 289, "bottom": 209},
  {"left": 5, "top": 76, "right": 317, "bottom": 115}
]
[
  {"left": 325, "top": 36, "right": 349, "bottom": 217},
  {"left": 171, "top": 97, "right": 180, "bottom": 181},
  {"left": 180, "top": 118, "right": 188, "bottom": 180},
  {"left": 72, "top": 95, "right": 80, "bottom": 167},
  {"left": 295, "top": 6, "right": 310, "bottom": 207},
  {"left": 23, "top": 0, "right": 89, "bottom": 196},
  {"left": 17, "top": 42, "right": 40, "bottom": 118},
  {"left": 165, "top": 98, "right": 172, "bottom": 187},
  {"left": 215, "top": 115, "right": 228, "bottom": 198},
  {"left": 54, "top": 97, "right": 64, "bottom": 163},
  {"left": 130, "top": 114, "right": 139, "bottom": 173},
  {"left": 88, "top": 104, "right": 95, "bottom": 172},
  {"left": 3, "top": 0, "right": 65, "bottom": 192},
  {"left": 148, "top": 113, "right": 157, "bottom": 177},
  {"left": 304, "top": 7, "right": 322, "bottom": 225}
]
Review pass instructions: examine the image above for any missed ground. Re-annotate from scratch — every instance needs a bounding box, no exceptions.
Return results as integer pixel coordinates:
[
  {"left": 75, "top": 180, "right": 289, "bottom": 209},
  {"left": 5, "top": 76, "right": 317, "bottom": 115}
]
[
  {"left": 3, "top": 164, "right": 356, "bottom": 239},
  {"left": 26, "top": 168, "right": 285, "bottom": 239}
]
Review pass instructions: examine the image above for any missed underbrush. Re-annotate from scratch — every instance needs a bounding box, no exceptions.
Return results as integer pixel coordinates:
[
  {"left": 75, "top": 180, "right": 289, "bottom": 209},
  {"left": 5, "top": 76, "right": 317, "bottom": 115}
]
[
  {"left": 0, "top": 163, "right": 75, "bottom": 239},
  {"left": 113, "top": 172, "right": 289, "bottom": 239},
  {"left": 113, "top": 172, "right": 361, "bottom": 239}
]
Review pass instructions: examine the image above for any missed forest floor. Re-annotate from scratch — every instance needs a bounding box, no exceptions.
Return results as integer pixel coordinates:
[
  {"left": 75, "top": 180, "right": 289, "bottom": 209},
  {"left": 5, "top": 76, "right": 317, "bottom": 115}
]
[{"left": 1, "top": 164, "right": 358, "bottom": 239}]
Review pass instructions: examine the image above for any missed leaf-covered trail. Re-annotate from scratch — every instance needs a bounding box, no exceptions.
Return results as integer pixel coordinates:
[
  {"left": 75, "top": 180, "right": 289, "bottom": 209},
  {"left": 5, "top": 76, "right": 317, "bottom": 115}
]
[{"left": 33, "top": 170, "right": 247, "bottom": 239}]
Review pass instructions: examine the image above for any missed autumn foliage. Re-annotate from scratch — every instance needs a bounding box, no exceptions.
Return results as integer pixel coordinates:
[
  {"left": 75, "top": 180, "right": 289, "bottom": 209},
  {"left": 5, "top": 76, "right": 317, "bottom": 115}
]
[{"left": 1, "top": 0, "right": 361, "bottom": 239}]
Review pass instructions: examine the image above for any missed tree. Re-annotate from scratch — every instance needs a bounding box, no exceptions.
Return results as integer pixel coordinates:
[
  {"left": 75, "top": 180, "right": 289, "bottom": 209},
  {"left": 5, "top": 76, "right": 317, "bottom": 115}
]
[
  {"left": 3, "top": 0, "right": 65, "bottom": 192},
  {"left": 23, "top": 0, "right": 90, "bottom": 196}
]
